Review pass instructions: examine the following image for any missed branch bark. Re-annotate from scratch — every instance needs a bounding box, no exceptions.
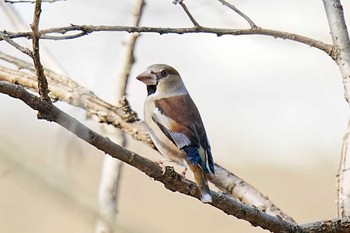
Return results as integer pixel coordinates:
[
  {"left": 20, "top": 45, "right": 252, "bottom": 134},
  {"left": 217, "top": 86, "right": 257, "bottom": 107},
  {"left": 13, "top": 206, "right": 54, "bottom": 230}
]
[
  {"left": 322, "top": 0, "right": 350, "bottom": 217},
  {"left": 1, "top": 25, "right": 335, "bottom": 57},
  {"left": 0, "top": 51, "right": 295, "bottom": 223},
  {"left": 0, "top": 81, "right": 301, "bottom": 233}
]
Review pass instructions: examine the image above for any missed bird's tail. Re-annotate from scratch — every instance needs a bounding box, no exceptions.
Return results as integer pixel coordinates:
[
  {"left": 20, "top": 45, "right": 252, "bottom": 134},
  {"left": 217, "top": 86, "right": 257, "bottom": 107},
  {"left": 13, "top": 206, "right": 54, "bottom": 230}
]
[{"left": 188, "top": 162, "right": 212, "bottom": 203}]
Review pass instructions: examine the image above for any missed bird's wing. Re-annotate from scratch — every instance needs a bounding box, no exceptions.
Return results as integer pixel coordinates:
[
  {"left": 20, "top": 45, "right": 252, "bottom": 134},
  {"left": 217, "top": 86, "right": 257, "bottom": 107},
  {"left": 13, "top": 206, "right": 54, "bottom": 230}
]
[{"left": 152, "top": 95, "right": 214, "bottom": 173}]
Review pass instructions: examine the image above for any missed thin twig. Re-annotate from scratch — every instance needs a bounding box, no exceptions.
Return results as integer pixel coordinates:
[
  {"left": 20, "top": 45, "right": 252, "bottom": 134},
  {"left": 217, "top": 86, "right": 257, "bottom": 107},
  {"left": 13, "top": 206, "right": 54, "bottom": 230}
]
[
  {"left": 0, "top": 81, "right": 301, "bottom": 233},
  {"left": 0, "top": 0, "right": 67, "bottom": 73},
  {"left": 300, "top": 217, "right": 350, "bottom": 232},
  {"left": 5, "top": 0, "right": 65, "bottom": 3},
  {"left": 0, "top": 32, "right": 32, "bottom": 57},
  {"left": 30, "top": 0, "right": 50, "bottom": 102},
  {"left": 217, "top": 0, "right": 257, "bottom": 28},
  {"left": 1, "top": 25, "right": 335, "bottom": 58},
  {"left": 179, "top": 2, "right": 200, "bottom": 27}
]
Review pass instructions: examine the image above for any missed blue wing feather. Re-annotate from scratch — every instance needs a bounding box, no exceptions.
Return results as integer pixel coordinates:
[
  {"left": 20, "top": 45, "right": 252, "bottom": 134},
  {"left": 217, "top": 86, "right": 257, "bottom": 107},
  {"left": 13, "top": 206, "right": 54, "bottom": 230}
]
[
  {"left": 182, "top": 146, "right": 210, "bottom": 174},
  {"left": 153, "top": 96, "right": 215, "bottom": 174}
]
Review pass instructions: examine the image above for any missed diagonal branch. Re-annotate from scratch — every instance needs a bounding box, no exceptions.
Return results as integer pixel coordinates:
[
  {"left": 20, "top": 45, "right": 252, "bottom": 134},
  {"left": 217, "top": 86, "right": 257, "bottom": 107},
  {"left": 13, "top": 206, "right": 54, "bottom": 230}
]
[
  {"left": 0, "top": 31, "right": 32, "bottom": 57},
  {"left": 3, "top": 80, "right": 350, "bottom": 232},
  {"left": 217, "top": 0, "right": 257, "bottom": 28},
  {"left": 0, "top": 51, "right": 295, "bottom": 223},
  {"left": 178, "top": 1, "right": 200, "bottom": 27},
  {"left": 0, "top": 80, "right": 300, "bottom": 233}
]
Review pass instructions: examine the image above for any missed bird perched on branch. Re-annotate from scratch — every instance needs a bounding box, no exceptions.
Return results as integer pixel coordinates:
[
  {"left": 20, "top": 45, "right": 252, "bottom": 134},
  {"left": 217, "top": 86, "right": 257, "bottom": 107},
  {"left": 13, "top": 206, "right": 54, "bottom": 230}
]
[{"left": 136, "top": 64, "right": 215, "bottom": 202}]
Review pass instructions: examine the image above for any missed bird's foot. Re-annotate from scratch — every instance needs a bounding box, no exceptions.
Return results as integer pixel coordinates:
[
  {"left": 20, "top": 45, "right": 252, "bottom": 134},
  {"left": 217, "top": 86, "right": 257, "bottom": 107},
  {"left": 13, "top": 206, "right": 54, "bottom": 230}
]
[
  {"left": 156, "top": 159, "right": 167, "bottom": 175},
  {"left": 181, "top": 167, "right": 188, "bottom": 179}
]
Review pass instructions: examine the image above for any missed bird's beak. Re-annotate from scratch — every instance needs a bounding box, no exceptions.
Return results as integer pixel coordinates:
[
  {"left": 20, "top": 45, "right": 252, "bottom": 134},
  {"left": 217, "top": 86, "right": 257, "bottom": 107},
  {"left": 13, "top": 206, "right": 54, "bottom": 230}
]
[{"left": 136, "top": 70, "right": 157, "bottom": 86}]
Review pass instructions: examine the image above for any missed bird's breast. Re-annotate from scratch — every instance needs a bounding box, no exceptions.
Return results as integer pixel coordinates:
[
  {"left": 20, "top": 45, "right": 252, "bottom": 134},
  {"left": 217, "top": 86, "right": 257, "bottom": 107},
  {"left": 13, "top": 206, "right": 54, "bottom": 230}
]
[{"left": 144, "top": 98, "right": 187, "bottom": 166}]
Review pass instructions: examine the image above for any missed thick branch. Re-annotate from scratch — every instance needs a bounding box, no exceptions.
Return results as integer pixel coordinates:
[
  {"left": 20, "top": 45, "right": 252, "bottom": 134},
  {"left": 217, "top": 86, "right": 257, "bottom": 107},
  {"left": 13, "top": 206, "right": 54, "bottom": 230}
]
[
  {"left": 209, "top": 163, "right": 295, "bottom": 223},
  {"left": 2, "top": 25, "right": 335, "bottom": 57},
  {"left": 300, "top": 217, "right": 350, "bottom": 233},
  {"left": 0, "top": 31, "right": 32, "bottom": 56},
  {"left": 0, "top": 51, "right": 295, "bottom": 222},
  {"left": 0, "top": 81, "right": 300, "bottom": 233},
  {"left": 322, "top": 0, "right": 350, "bottom": 217}
]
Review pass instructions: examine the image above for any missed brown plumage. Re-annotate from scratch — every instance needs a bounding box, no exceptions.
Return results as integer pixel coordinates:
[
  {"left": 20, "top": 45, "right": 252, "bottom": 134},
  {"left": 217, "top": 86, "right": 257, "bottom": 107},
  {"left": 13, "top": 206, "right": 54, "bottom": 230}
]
[{"left": 137, "top": 64, "right": 215, "bottom": 202}]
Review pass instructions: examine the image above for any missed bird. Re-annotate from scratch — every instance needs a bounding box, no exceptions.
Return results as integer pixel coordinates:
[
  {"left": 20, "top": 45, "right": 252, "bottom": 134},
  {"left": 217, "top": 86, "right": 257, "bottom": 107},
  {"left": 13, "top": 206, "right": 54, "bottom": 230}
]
[{"left": 136, "top": 64, "right": 215, "bottom": 202}]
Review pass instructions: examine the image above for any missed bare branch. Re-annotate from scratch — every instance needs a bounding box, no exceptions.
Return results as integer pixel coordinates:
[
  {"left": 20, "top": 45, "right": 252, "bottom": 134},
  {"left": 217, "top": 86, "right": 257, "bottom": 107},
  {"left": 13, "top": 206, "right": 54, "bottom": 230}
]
[
  {"left": 3, "top": 79, "right": 350, "bottom": 232},
  {"left": 322, "top": 0, "right": 350, "bottom": 217},
  {"left": 338, "top": 119, "right": 350, "bottom": 218},
  {"left": 300, "top": 217, "right": 350, "bottom": 232},
  {"left": 2, "top": 25, "right": 335, "bottom": 57},
  {"left": 0, "top": 80, "right": 301, "bottom": 233},
  {"left": 0, "top": 31, "right": 32, "bottom": 57},
  {"left": 30, "top": 0, "right": 50, "bottom": 102},
  {"left": 209, "top": 163, "right": 295, "bottom": 223},
  {"left": 0, "top": 55, "right": 150, "bottom": 147},
  {"left": 323, "top": 0, "right": 350, "bottom": 102},
  {"left": 5, "top": 0, "right": 65, "bottom": 3},
  {"left": 179, "top": 2, "right": 200, "bottom": 27},
  {"left": 217, "top": 0, "right": 257, "bottom": 28},
  {"left": 0, "top": 0, "right": 67, "bottom": 73},
  {"left": 0, "top": 52, "right": 295, "bottom": 223}
]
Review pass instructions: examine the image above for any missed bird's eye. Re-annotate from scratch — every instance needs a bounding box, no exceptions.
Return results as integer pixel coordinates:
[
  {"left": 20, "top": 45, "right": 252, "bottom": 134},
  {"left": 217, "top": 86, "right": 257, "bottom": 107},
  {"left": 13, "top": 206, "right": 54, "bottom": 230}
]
[{"left": 160, "top": 70, "right": 168, "bottom": 77}]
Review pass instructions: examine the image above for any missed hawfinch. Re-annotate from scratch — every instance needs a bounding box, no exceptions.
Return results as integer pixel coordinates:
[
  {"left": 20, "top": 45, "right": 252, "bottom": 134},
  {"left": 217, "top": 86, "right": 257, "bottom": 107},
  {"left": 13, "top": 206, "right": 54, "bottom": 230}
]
[{"left": 137, "top": 64, "right": 215, "bottom": 202}]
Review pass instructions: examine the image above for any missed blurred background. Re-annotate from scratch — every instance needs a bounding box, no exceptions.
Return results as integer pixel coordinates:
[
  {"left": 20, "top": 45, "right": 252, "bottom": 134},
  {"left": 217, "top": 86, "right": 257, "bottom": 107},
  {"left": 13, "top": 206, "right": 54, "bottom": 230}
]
[{"left": 1, "top": 0, "right": 350, "bottom": 232}]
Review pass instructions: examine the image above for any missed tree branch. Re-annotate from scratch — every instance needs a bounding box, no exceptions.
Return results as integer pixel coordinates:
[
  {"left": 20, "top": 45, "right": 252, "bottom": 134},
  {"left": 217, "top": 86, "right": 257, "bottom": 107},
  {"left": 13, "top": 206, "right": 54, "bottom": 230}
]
[
  {"left": 0, "top": 31, "right": 32, "bottom": 57},
  {"left": 300, "top": 217, "right": 350, "bottom": 233},
  {"left": 217, "top": 0, "right": 257, "bottom": 28},
  {"left": 5, "top": 0, "right": 65, "bottom": 3},
  {"left": 0, "top": 81, "right": 301, "bottom": 233},
  {"left": 178, "top": 2, "right": 200, "bottom": 27},
  {"left": 0, "top": 51, "right": 295, "bottom": 223},
  {"left": 1, "top": 25, "right": 335, "bottom": 57},
  {"left": 322, "top": 0, "right": 350, "bottom": 217}
]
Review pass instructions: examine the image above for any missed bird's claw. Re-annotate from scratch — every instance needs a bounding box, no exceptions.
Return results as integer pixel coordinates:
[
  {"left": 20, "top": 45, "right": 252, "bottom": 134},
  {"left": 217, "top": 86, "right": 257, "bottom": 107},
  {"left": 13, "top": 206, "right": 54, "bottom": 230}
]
[
  {"left": 181, "top": 167, "right": 188, "bottom": 179},
  {"left": 156, "top": 160, "right": 166, "bottom": 175}
]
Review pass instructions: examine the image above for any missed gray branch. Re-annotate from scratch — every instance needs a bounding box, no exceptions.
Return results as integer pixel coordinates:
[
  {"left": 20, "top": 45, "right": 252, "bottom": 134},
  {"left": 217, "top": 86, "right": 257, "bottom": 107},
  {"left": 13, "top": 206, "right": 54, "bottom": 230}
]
[
  {"left": 322, "top": 0, "right": 350, "bottom": 217},
  {"left": 1, "top": 25, "right": 335, "bottom": 57},
  {"left": 0, "top": 51, "right": 295, "bottom": 222},
  {"left": 0, "top": 81, "right": 300, "bottom": 233}
]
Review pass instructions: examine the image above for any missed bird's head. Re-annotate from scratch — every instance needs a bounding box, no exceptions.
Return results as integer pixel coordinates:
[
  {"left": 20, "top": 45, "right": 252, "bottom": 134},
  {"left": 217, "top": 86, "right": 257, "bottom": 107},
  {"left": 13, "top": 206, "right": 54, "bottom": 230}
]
[{"left": 136, "top": 64, "right": 188, "bottom": 96}]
